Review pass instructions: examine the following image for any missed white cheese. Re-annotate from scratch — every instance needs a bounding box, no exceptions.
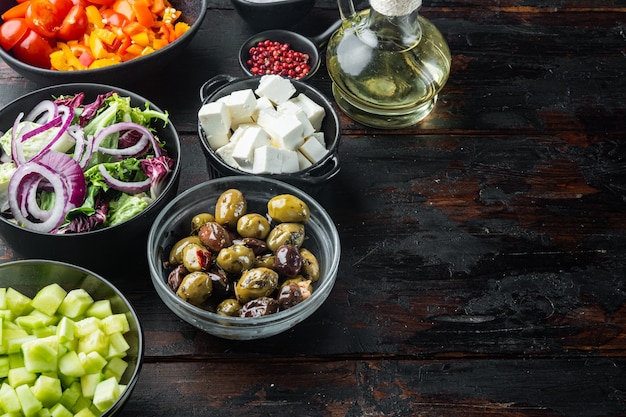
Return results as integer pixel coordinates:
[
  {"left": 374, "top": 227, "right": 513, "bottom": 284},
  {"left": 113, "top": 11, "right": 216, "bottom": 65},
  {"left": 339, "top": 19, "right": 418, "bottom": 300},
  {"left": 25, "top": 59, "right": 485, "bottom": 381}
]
[
  {"left": 309, "top": 131, "right": 326, "bottom": 147},
  {"left": 255, "top": 74, "right": 296, "bottom": 105},
  {"left": 279, "top": 149, "right": 300, "bottom": 173},
  {"left": 277, "top": 101, "right": 315, "bottom": 138},
  {"left": 291, "top": 93, "right": 326, "bottom": 131},
  {"left": 215, "top": 141, "right": 240, "bottom": 169},
  {"left": 267, "top": 114, "right": 305, "bottom": 151},
  {"left": 299, "top": 136, "right": 327, "bottom": 164},
  {"left": 252, "top": 96, "right": 274, "bottom": 122},
  {"left": 297, "top": 151, "right": 313, "bottom": 170},
  {"left": 198, "top": 101, "right": 231, "bottom": 135},
  {"left": 205, "top": 132, "right": 231, "bottom": 150},
  {"left": 225, "top": 89, "right": 257, "bottom": 127},
  {"left": 252, "top": 145, "right": 283, "bottom": 174},
  {"left": 231, "top": 126, "right": 270, "bottom": 168}
]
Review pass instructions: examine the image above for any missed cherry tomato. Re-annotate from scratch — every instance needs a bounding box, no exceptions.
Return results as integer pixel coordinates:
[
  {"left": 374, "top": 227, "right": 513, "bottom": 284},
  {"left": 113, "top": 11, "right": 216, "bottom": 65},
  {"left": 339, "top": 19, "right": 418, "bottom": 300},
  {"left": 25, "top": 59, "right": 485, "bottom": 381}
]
[
  {"left": 100, "top": 9, "right": 126, "bottom": 27},
  {"left": 49, "top": 0, "right": 73, "bottom": 18},
  {"left": 0, "top": 18, "right": 29, "bottom": 51},
  {"left": 57, "top": 4, "right": 87, "bottom": 41},
  {"left": 12, "top": 28, "right": 53, "bottom": 68},
  {"left": 24, "top": 0, "right": 64, "bottom": 38}
]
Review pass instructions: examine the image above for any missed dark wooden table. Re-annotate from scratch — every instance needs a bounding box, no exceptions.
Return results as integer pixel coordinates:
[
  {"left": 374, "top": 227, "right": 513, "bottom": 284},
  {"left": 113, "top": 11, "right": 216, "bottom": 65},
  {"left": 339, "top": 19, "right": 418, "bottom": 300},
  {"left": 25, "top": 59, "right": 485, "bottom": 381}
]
[{"left": 1, "top": 0, "right": 626, "bottom": 415}]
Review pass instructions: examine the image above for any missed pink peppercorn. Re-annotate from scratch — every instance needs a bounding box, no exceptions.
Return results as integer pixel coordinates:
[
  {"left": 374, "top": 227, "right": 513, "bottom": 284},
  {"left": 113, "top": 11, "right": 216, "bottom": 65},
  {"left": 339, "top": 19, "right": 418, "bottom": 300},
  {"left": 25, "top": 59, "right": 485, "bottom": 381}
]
[{"left": 246, "top": 40, "right": 311, "bottom": 80}]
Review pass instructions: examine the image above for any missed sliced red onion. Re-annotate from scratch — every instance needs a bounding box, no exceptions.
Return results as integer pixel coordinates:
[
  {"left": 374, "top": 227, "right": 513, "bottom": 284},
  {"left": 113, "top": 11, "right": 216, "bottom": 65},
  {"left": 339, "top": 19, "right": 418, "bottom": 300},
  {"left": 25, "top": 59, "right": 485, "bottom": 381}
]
[
  {"left": 93, "top": 122, "right": 162, "bottom": 158},
  {"left": 25, "top": 100, "right": 58, "bottom": 124},
  {"left": 8, "top": 162, "right": 70, "bottom": 233},
  {"left": 11, "top": 112, "right": 26, "bottom": 165},
  {"left": 21, "top": 115, "right": 62, "bottom": 142},
  {"left": 97, "top": 164, "right": 151, "bottom": 194}
]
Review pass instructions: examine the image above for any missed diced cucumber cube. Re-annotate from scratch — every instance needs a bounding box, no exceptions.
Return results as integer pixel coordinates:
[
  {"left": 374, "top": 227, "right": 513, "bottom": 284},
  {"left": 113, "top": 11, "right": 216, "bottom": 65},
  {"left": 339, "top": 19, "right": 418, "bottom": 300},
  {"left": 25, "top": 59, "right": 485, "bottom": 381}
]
[
  {"left": 0, "top": 288, "right": 6, "bottom": 309},
  {"left": 31, "top": 375, "right": 62, "bottom": 408},
  {"left": 58, "top": 382, "right": 82, "bottom": 410},
  {"left": 74, "top": 317, "right": 101, "bottom": 339},
  {"left": 78, "top": 352, "right": 107, "bottom": 374},
  {"left": 0, "top": 309, "right": 12, "bottom": 320},
  {"left": 32, "top": 284, "right": 67, "bottom": 316},
  {"left": 58, "top": 351, "right": 86, "bottom": 378},
  {"left": 49, "top": 403, "right": 73, "bottom": 417},
  {"left": 0, "top": 382, "right": 21, "bottom": 413},
  {"left": 9, "top": 353, "right": 24, "bottom": 368},
  {"left": 77, "top": 329, "right": 109, "bottom": 358},
  {"left": 80, "top": 374, "right": 103, "bottom": 399},
  {"left": 37, "top": 407, "right": 52, "bottom": 417},
  {"left": 74, "top": 407, "right": 97, "bottom": 417},
  {"left": 92, "top": 377, "right": 120, "bottom": 412},
  {"left": 71, "top": 396, "right": 93, "bottom": 415},
  {"left": 22, "top": 336, "right": 59, "bottom": 373},
  {"left": 15, "top": 315, "right": 46, "bottom": 331},
  {"left": 56, "top": 317, "right": 74, "bottom": 344},
  {"left": 7, "top": 334, "right": 36, "bottom": 354},
  {"left": 106, "top": 333, "right": 130, "bottom": 359},
  {"left": 5, "top": 288, "right": 32, "bottom": 317},
  {"left": 15, "top": 384, "right": 43, "bottom": 417},
  {"left": 85, "top": 300, "right": 112, "bottom": 320},
  {"left": 32, "top": 326, "right": 57, "bottom": 339},
  {"left": 57, "top": 290, "right": 93, "bottom": 319},
  {"left": 0, "top": 356, "right": 8, "bottom": 378},
  {"left": 101, "top": 314, "right": 129, "bottom": 335},
  {"left": 102, "top": 357, "right": 127, "bottom": 382},
  {"left": 7, "top": 367, "right": 37, "bottom": 387}
]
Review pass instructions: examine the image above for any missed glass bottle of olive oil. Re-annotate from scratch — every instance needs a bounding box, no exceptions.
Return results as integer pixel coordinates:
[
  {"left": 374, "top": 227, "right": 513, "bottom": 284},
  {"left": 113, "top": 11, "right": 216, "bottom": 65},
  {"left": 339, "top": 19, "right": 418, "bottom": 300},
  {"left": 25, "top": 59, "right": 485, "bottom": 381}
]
[{"left": 326, "top": 0, "right": 451, "bottom": 129}]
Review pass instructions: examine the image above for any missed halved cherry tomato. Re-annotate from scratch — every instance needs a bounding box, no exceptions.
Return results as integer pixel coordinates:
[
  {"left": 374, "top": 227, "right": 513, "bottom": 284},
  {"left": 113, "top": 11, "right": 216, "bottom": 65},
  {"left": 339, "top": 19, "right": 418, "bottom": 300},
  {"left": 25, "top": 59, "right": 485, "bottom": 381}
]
[
  {"left": 57, "top": 4, "right": 87, "bottom": 41},
  {"left": 24, "top": 0, "right": 64, "bottom": 38},
  {"left": 12, "top": 28, "right": 53, "bottom": 68},
  {"left": 49, "top": 0, "right": 73, "bottom": 18},
  {"left": 100, "top": 9, "right": 126, "bottom": 27},
  {"left": 1, "top": 1, "right": 31, "bottom": 21},
  {"left": 0, "top": 18, "right": 28, "bottom": 51}
]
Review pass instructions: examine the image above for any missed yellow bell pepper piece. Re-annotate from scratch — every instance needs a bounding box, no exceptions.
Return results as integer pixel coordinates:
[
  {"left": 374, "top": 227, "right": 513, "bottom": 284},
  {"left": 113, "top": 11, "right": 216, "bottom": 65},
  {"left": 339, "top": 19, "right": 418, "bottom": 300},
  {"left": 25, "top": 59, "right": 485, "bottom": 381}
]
[
  {"left": 85, "top": 5, "right": 104, "bottom": 29},
  {"left": 89, "top": 59, "right": 119, "bottom": 69},
  {"left": 89, "top": 33, "right": 108, "bottom": 59},
  {"left": 130, "top": 31, "right": 150, "bottom": 47}
]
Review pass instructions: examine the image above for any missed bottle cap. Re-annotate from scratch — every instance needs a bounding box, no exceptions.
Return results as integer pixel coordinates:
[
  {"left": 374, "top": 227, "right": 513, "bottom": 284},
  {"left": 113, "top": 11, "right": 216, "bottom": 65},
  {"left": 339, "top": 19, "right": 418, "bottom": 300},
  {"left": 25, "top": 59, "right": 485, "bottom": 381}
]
[{"left": 370, "top": 0, "right": 421, "bottom": 16}]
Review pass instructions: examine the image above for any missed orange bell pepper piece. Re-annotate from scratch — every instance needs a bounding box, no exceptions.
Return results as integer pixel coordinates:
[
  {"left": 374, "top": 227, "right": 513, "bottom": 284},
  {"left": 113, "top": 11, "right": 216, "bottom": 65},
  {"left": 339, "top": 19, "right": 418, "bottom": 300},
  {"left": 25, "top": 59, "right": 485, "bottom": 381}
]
[{"left": 1, "top": 1, "right": 31, "bottom": 21}]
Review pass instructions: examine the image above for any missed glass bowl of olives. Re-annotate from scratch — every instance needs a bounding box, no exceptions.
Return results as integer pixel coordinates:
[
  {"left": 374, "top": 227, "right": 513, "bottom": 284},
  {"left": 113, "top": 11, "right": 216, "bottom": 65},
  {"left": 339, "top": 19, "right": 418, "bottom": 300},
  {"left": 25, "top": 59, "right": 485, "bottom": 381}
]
[{"left": 147, "top": 176, "right": 340, "bottom": 340}]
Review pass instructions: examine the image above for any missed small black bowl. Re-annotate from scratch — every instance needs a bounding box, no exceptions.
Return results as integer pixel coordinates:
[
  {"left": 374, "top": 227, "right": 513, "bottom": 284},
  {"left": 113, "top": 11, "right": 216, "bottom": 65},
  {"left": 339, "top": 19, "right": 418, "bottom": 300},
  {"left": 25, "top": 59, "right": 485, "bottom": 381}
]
[
  {"left": 0, "top": 0, "right": 207, "bottom": 86},
  {"left": 0, "top": 83, "right": 181, "bottom": 275},
  {"left": 231, "top": 0, "right": 315, "bottom": 30},
  {"left": 238, "top": 20, "right": 341, "bottom": 81},
  {"left": 198, "top": 74, "right": 341, "bottom": 194}
]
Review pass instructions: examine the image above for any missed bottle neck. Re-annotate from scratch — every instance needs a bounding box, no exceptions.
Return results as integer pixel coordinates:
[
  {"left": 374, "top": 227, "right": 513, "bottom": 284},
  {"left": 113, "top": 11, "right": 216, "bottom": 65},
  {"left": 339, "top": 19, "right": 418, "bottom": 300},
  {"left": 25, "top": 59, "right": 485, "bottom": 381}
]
[{"left": 367, "top": 1, "right": 422, "bottom": 49}]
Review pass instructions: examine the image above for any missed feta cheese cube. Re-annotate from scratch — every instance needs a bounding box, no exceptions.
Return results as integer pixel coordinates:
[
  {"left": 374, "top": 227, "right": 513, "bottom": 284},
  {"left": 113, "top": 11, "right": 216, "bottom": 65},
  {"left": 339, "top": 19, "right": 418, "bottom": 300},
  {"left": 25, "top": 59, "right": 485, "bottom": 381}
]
[
  {"left": 215, "top": 142, "right": 240, "bottom": 169},
  {"left": 252, "top": 96, "right": 275, "bottom": 121},
  {"left": 291, "top": 93, "right": 326, "bottom": 131},
  {"left": 198, "top": 101, "right": 231, "bottom": 135},
  {"left": 297, "top": 151, "right": 313, "bottom": 170},
  {"left": 255, "top": 75, "right": 296, "bottom": 105},
  {"left": 299, "top": 136, "right": 327, "bottom": 164},
  {"left": 279, "top": 149, "right": 300, "bottom": 173},
  {"left": 277, "top": 101, "right": 315, "bottom": 138},
  {"left": 309, "top": 131, "right": 326, "bottom": 147},
  {"left": 232, "top": 126, "right": 271, "bottom": 167},
  {"left": 267, "top": 114, "right": 305, "bottom": 151},
  {"left": 205, "top": 132, "right": 230, "bottom": 150},
  {"left": 252, "top": 145, "right": 283, "bottom": 174},
  {"left": 225, "top": 89, "right": 257, "bottom": 127}
]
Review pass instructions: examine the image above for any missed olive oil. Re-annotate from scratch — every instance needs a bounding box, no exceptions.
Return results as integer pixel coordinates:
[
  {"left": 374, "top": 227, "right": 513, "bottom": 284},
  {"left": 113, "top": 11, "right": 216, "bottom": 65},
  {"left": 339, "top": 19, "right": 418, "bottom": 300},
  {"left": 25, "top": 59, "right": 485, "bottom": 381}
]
[{"left": 326, "top": 2, "right": 451, "bottom": 129}]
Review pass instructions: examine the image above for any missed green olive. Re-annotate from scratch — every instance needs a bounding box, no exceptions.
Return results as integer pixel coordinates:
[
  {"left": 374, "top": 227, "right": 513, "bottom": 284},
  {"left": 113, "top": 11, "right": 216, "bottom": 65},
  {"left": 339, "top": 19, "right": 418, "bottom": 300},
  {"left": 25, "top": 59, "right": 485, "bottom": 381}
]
[
  {"left": 266, "top": 223, "right": 305, "bottom": 252},
  {"left": 236, "top": 213, "right": 271, "bottom": 239},
  {"left": 267, "top": 194, "right": 310, "bottom": 223},
  {"left": 216, "top": 244, "right": 255, "bottom": 275},
  {"left": 216, "top": 298, "right": 242, "bottom": 317},
  {"left": 191, "top": 213, "right": 216, "bottom": 234},
  {"left": 215, "top": 189, "right": 247, "bottom": 229},
  {"left": 299, "top": 248, "right": 320, "bottom": 282},
  {"left": 182, "top": 243, "right": 211, "bottom": 272},
  {"left": 168, "top": 236, "right": 203, "bottom": 265},
  {"left": 235, "top": 267, "right": 279, "bottom": 304},
  {"left": 176, "top": 272, "right": 213, "bottom": 307},
  {"left": 254, "top": 253, "right": 275, "bottom": 269}
]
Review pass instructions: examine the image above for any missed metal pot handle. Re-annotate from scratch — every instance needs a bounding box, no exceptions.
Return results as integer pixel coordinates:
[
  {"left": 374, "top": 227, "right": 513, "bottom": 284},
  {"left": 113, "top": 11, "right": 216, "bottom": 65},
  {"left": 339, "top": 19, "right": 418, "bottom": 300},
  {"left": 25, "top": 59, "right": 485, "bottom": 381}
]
[{"left": 200, "top": 74, "right": 236, "bottom": 102}]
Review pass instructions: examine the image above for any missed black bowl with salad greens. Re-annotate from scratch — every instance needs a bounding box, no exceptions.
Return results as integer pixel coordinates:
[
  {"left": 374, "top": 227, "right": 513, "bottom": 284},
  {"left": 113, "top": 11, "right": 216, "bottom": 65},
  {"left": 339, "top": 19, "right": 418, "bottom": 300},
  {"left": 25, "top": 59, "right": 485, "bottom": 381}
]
[{"left": 0, "top": 83, "right": 181, "bottom": 275}]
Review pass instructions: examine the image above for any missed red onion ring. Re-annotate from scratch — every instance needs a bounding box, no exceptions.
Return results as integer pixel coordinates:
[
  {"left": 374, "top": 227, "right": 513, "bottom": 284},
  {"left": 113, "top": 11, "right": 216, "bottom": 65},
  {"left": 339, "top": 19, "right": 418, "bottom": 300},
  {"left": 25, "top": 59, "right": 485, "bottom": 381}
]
[{"left": 97, "top": 164, "right": 151, "bottom": 194}]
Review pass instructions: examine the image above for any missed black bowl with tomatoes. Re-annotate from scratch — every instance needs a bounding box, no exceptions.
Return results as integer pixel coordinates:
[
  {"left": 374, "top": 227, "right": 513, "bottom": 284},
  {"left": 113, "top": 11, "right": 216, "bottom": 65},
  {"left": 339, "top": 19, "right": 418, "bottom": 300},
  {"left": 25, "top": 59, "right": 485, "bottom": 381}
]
[{"left": 0, "top": 0, "right": 206, "bottom": 85}]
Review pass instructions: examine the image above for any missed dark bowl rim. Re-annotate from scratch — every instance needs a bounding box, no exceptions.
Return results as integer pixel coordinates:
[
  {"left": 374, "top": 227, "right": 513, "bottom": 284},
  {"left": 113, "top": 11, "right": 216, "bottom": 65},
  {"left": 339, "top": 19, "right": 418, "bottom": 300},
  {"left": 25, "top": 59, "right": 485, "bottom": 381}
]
[
  {"left": 0, "top": 82, "right": 182, "bottom": 237},
  {"left": 0, "top": 0, "right": 208, "bottom": 78},
  {"left": 147, "top": 175, "right": 341, "bottom": 327}
]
